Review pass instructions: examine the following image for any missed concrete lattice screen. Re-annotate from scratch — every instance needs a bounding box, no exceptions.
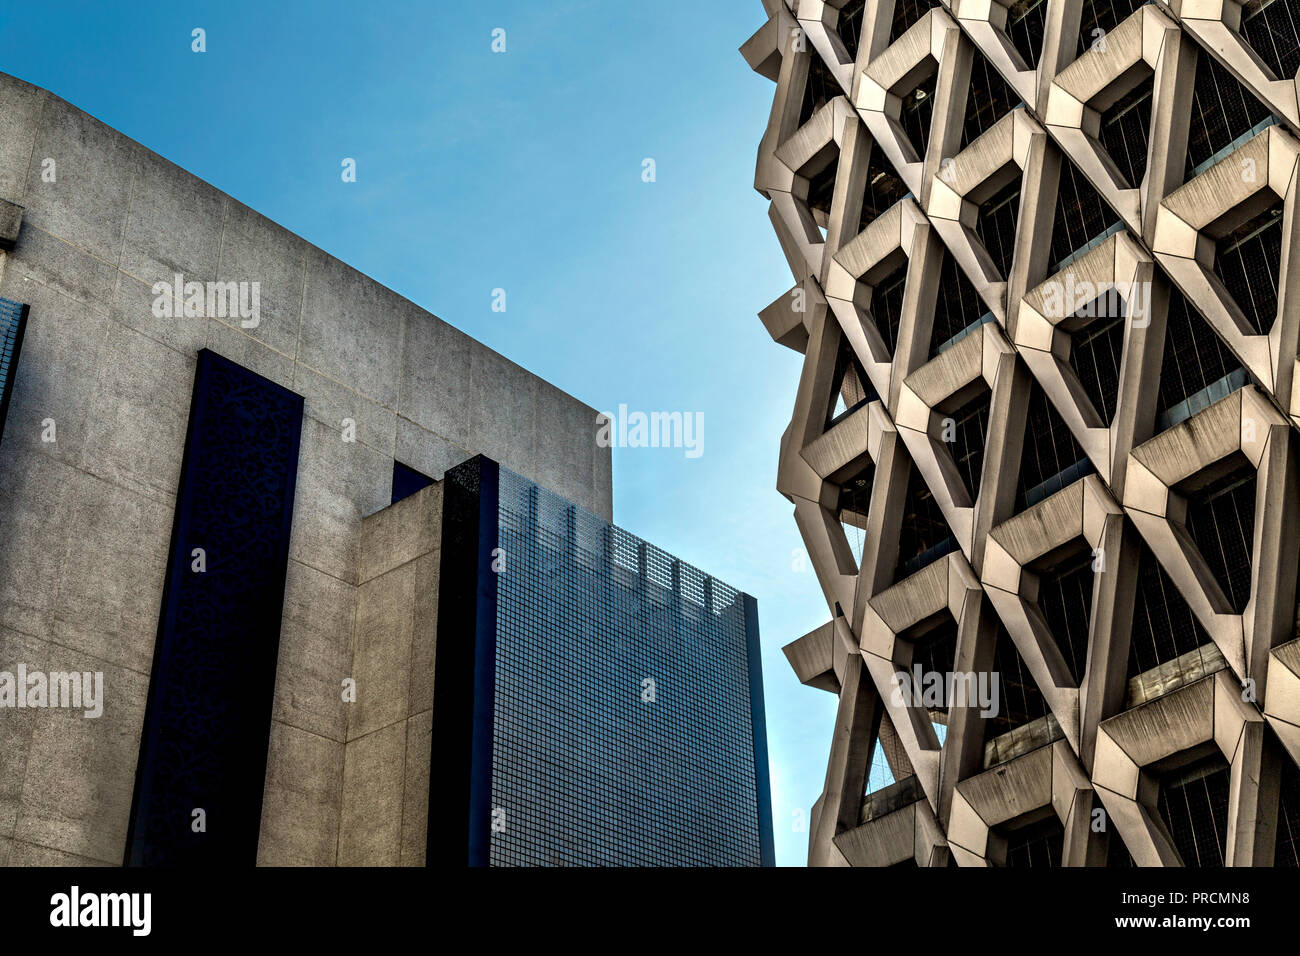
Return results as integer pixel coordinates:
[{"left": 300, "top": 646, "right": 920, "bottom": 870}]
[{"left": 746, "top": 0, "right": 1300, "bottom": 866}]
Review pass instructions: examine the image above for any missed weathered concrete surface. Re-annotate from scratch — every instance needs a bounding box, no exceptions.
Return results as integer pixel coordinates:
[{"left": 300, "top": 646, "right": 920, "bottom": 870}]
[{"left": 0, "top": 70, "right": 610, "bottom": 865}]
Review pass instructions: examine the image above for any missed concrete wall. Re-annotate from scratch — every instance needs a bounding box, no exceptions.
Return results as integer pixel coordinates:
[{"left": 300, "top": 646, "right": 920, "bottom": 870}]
[
  {"left": 336, "top": 483, "right": 442, "bottom": 867},
  {"left": 0, "top": 71, "right": 610, "bottom": 865}
]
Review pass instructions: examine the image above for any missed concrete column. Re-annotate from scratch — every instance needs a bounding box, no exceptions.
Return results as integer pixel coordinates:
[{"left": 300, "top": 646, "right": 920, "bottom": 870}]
[
  {"left": 937, "top": 594, "right": 999, "bottom": 821},
  {"left": 1225, "top": 721, "right": 1282, "bottom": 866},
  {"left": 1250, "top": 425, "right": 1300, "bottom": 697},
  {"left": 1077, "top": 512, "right": 1140, "bottom": 769},
  {"left": 795, "top": 305, "right": 844, "bottom": 448},
  {"left": 825, "top": 116, "right": 874, "bottom": 278},
  {"left": 756, "top": 8, "right": 808, "bottom": 195},
  {"left": 1095, "top": 770, "right": 1184, "bottom": 866},
  {"left": 339, "top": 482, "right": 443, "bottom": 866},
  {"left": 1037, "top": 0, "right": 1081, "bottom": 113},
  {"left": 811, "top": 643, "right": 883, "bottom": 865},
  {"left": 1141, "top": 24, "right": 1198, "bottom": 243},
  {"left": 1060, "top": 788, "right": 1106, "bottom": 865},
  {"left": 851, "top": 428, "right": 909, "bottom": 635},
  {"left": 967, "top": 337, "right": 1028, "bottom": 574},
  {"left": 920, "top": 21, "right": 973, "bottom": 209},
  {"left": 864, "top": 0, "right": 899, "bottom": 65},
  {"left": 891, "top": 223, "right": 947, "bottom": 410},
  {"left": 1005, "top": 131, "right": 1059, "bottom": 342},
  {"left": 1055, "top": 739, "right": 1108, "bottom": 865},
  {"left": 1107, "top": 257, "right": 1166, "bottom": 499},
  {"left": 1270, "top": 182, "right": 1300, "bottom": 412}
]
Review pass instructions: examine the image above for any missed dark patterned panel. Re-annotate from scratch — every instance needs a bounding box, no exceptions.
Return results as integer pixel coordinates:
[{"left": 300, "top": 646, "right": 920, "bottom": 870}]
[
  {"left": 0, "top": 297, "right": 28, "bottom": 445},
  {"left": 427, "top": 456, "right": 500, "bottom": 867},
  {"left": 487, "top": 465, "right": 771, "bottom": 866},
  {"left": 125, "top": 349, "right": 304, "bottom": 866}
]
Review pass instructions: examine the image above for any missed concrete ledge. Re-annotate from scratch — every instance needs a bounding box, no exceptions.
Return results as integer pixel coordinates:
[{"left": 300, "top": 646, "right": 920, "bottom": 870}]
[{"left": 783, "top": 621, "right": 840, "bottom": 692}]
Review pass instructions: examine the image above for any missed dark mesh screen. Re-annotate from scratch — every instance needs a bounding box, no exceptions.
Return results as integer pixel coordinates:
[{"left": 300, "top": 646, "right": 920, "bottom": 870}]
[
  {"left": 828, "top": 339, "right": 879, "bottom": 427},
  {"left": 1106, "top": 831, "right": 1135, "bottom": 866},
  {"left": 1016, "top": 383, "right": 1089, "bottom": 511},
  {"left": 1128, "top": 540, "right": 1212, "bottom": 675},
  {"left": 1159, "top": 759, "right": 1231, "bottom": 868},
  {"left": 1278, "top": 753, "right": 1300, "bottom": 867},
  {"left": 1051, "top": 159, "right": 1121, "bottom": 268},
  {"left": 1099, "top": 78, "right": 1152, "bottom": 188},
  {"left": 800, "top": 52, "right": 841, "bottom": 127},
  {"left": 123, "top": 350, "right": 304, "bottom": 867},
  {"left": 929, "top": 253, "right": 987, "bottom": 356},
  {"left": 1157, "top": 283, "right": 1245, "bottom": 419},
  {"left": 977, "top": 178, "right": 1021, "bottom": 279},
  {"left": 985, "top": 624, "right": 1051, "bottom": 737},
  {"left": 896, "top": 462, "right": 958, "bottom": 581},
  {"left": 1007, "top": 0, "right": 1048, "bottom": 69},
  {"left": 1004, "top": 814, "right": 1065, "bottom": 867},
  {"left": 890, "top": 0, "right": 941, "bottom": 45},
  {"left": 1184, "top": 462, "right": 1255, "bottom": 615},
  {"left": 859, "top": 148, "right": 911, "bottom": 232},
  {"left": 946, "top": 391, "right": 990, "bottom": 501},
  {"left": 1069, "top": 315, "right": 1124, "bottom": 425},
  {"left": 0, "top": 297, "right": 27, "bottom": 446},
  {"left": 1078, "top": 0, "right": 1147, "bottom": 58},
  {"left": 1185, "top": 50, "right": 1273, "bottom": 178},
  {"left": 838, "top": 0, "right": 868, "bottom": 62},
  {"left": 872, "top": 266, "right": 908, "bottom": 354},
  {"left": 807, "top": 160, "right": 838, "bottom": 220},
  {"left": 1214, "top": 203, "right": 1283, "bottom": 335},
  {"left": 1242, "top": 0, "right": 1300, "bottom": 82},
  {"left": 1036, "top": 551, "right": 1095, "bottom": 685},
  {"left": 910, "top": 619, "right": 959, "bottom": 719},
  {"left": 900, "top": 72, "right": 937, "bottom": 160},
  {"left": 962, "top": 48, "right": 1021, "bottom": 147}
]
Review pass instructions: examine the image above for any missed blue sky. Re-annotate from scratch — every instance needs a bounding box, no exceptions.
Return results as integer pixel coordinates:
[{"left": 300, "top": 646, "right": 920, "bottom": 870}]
[{"left": 5, "top": 0, "right": 838, "bottom": 865}]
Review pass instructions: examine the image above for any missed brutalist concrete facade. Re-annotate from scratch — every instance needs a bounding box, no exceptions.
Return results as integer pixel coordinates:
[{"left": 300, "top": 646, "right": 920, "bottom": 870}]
[
  {"left": 0, "top": 71, "right": 610, "bottom": 866},
  {"left": 746, "top": 0, "right": 1300, "bottom": 865}
]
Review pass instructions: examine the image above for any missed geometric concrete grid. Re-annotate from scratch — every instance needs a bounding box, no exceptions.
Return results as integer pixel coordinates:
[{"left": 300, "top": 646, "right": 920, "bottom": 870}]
[{"left": 745, "top": 0, "right": 1300, "bottom": 865}]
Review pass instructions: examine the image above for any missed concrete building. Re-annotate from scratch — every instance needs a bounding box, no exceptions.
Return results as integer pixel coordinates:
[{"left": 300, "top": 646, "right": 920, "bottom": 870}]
[
  {"left": 0, "top": 71, "right": 770, "bottom": 866},
  {"left": 745, "top": 0, "right": 1300, "bottom": 865}
]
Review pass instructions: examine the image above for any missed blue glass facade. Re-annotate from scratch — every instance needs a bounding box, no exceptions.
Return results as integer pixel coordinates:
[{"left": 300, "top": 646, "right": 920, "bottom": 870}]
[{"left": 434, "top": 458, "right": 773, "bottom": 866}]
